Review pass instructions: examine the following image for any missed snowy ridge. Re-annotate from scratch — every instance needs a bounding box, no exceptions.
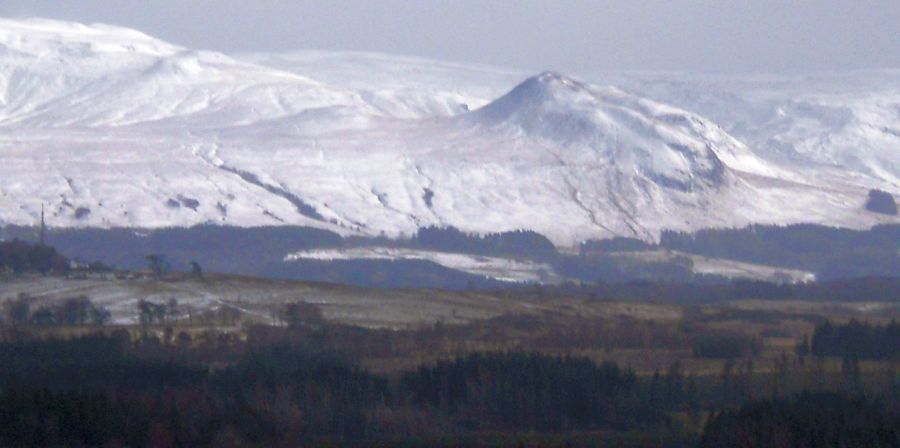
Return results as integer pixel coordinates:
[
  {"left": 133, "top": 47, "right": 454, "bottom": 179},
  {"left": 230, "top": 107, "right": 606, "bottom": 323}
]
[
  {"left": 0, "top": 18, "right": 896, "bottom": 246},
  {"left": 598, "top": 71, "right": 900, "bottom": 189},
  {"left": 0, "top": 18, "right": 371, "bottom": 128},
  {"left": 467, "top": 71, "right": 781, "bottom": 186}
]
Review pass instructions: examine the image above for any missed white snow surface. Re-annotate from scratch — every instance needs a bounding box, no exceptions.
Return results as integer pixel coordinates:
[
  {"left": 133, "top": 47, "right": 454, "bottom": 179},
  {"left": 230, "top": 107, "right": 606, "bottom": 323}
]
[
  {"left": 0, "top": 18, "right": 896, "bottom": 246},
  {"left": 595, "top": 71, "right": 900, "bottom": 189},
  {"left": 286, "top": 247, "right": 814, "bottom": 284},
  {"left": 611, "top": 250, "right": 816, "bottom": 283},
  {"left": 285, "top": 247, "right": 554, "bottom": 283}
]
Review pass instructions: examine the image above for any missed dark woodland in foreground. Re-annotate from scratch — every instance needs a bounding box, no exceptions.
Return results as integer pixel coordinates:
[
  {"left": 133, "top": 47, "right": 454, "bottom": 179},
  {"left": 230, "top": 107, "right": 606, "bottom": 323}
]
[
  {"left": 0, "top": 234, "right": 898, "bottom": 447},
  {"left": 0, "top": 280, "right": 898, "bottom": 447},
  {"left": 0, "top": 317, "right": 898, "bottom": 447}
]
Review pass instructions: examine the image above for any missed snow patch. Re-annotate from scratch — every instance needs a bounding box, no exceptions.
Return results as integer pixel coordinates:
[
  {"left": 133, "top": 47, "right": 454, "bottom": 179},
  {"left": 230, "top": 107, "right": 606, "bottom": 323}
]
[{"left": 285, "top": 247, "right": 553, "bottom": 283}]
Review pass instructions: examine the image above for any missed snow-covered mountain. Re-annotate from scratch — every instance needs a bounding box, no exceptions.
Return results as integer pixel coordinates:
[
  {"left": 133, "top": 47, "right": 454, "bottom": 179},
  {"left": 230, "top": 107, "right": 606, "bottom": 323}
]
[
  {"left": 0, "top": 18, "right": 896, "bottom": 246},
  {"left": 596, "top": 71, "right": 900, "bottom": 190}
]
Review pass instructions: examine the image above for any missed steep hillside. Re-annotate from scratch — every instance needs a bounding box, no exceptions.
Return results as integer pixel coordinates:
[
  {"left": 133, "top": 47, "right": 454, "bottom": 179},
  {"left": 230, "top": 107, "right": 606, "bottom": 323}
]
[{"left": 600, "top": 71, "right": 900, "bottom": 189}]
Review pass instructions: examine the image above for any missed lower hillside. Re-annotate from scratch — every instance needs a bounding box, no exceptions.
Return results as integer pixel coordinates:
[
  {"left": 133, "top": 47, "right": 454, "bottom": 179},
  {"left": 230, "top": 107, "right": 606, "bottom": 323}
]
[{"left": 2, "top": 222, "right": 896, "bottom": 288}]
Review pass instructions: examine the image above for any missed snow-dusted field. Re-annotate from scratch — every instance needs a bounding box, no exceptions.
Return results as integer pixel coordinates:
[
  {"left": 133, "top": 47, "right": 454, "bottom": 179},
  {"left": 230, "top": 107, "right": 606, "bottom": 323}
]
[
  {"left": 0, "top": 275, "right": 526, "bottom": 328},
  {"left": 688, "top": 255, "right": 815, "bottom": 283},
  {"left": 0, "top": 274, "right": 687, "bottom": 329},
  {"left": 285, "top": 246, "right": 816, "bottom": 284},
  {"left": 0, "top": 18, "right": 896, "bottom": 248},
  {"left": 2, "top": 274, "right": 892, "bottom": 333},
  {"left": 604, "top": 249, "right": 815, "bottom": 283},
  {"left": 285, "top": 247, "right": 555, "bottom": 283}
]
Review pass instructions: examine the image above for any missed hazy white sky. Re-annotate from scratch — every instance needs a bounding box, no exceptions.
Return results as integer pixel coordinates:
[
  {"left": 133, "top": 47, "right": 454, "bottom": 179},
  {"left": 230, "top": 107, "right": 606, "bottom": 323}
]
[{"left": 1, "top": 0, "right": 898, "bottom": 74}]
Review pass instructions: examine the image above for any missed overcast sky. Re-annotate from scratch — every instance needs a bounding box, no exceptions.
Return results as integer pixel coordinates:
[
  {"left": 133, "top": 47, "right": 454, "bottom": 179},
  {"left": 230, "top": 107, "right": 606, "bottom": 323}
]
[{"left": 1, "top": 1, "right": 898, "bottom": 74}]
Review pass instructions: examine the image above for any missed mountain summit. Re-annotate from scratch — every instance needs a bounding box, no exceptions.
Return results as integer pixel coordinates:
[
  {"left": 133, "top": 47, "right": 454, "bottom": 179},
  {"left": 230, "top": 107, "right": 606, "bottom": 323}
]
[
  {"left": 0, "top": 18, "right": 366, "bottom": 128},
  {"left": 467, "top": 71, "right": 782, "bottom": 194}
]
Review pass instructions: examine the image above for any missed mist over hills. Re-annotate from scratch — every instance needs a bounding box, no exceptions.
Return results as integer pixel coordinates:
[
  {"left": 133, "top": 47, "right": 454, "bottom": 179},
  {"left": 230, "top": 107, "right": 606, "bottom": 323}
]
[{"left": 0, "top": 18, "right": 896, "bottom": 247}]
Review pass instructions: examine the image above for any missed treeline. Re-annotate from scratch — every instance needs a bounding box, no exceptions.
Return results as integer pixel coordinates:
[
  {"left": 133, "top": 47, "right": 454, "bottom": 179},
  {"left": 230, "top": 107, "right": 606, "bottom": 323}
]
[
  {"left": 500, "top": 276, "right": 900, "bottom": 304},
  {"left": 2, "top": 225, "right": 342, "bottom": 274},
  {"left": 410, "top": 226, "right": 558, "bottom": 260},
  {"left": 0, "top": 335, "right": 700, "bottom": 446},
  {"left": 1, "top": 321, "right": 899, "bottom": 446},
  {"left": 384, "top": 226, "right": 700, "bottom": 283},
  {"left": 400, "top": 353, "right": 653, "bottom": 432},
  {"left": 700, "top": 392, "right": 900, "bottom": 447},
  {"left": 0, "top": 240, "right": 68, "bottom": 275},
  {"left": 244, "top": 311, "right": 695, "bottom": 366},
  {"left": 0, "top": 335, "right": 382, "bottom": 446},
  {"left": 3, "top": 294, "right": 110, "bottom": 327},
  {"left": 0, "top": 335, "right": 202, "bottom": 393},
  {"left": 266, "top": 258, "right": 509, "bottom": 290},
  {"left": 581, "top": 236, "right": 654, "bottom": 252},
  {"left": 692, "top": 332, "right": 762, "bottom": 359},
  {"left": 808, "top": 320, "right": 900, "bottom": 360},
  {"left": 399, "top": 223, "right": 900, "bottom": 282},
  {"left": 555, "top": 253, "right": 696, "bottom": 283},
  {"left": 4, "top": 222, "right": 897, "bottom": 288},
  {"left": 659, "top": 223, "right": 899, "bottom": 280}
]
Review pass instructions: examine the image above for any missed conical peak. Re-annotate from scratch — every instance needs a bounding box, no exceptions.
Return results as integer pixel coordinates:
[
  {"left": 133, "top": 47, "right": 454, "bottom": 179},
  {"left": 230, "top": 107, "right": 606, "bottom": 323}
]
[
  {"left": 513, "top": 71, "right": 592, "bottom": 98},
  {"left": 466, "top": 70, "right": 601, "bottom": 126}
]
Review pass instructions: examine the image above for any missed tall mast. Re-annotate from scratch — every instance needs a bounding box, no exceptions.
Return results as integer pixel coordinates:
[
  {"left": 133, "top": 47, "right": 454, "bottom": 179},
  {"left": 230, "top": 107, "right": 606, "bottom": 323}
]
[{"left": 39, "top": 203, "right": 46, "bottom": 246}]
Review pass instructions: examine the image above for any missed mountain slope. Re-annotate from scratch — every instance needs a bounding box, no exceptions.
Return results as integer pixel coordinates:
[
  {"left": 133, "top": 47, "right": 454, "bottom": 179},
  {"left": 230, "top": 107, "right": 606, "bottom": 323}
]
[
  {"left": 210, "top": 71, "right": 888, "bottom": 243},
  {"left": 0, "top": 18, "right": 372, "bottom": 129},
  {"left": 0, "top": 18, "right": 895, "bottom": 246},
  {"left": 598, "top": 71, "right": 900, "bottom": 189}
]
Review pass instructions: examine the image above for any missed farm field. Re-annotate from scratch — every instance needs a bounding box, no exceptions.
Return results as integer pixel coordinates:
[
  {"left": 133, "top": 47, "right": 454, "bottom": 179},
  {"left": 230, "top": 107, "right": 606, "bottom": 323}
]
[{"left": 3, "top": 274, "right": 897, "bottom": 376}]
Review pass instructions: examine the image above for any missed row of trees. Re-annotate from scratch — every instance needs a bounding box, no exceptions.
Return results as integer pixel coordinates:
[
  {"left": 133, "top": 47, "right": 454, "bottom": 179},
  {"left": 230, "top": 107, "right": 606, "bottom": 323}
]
[
  {"left": 0, "top": 240, "right": 68, "bottom": 275},
  {"left": 400, "top": 352, "right": 652, "bottom": 431},
  {"left": 500, "top": 276, "right": 900, "bottom": 304},
  {"left": 137, "top": 298, "right": 180, "bottom": 326},
  {"left": 555, "top": 252, "right": 696, "bottom": 283},
  {"left": 144, "top": 254, "right": 203, "bottom": 279},
  {"left": 0, "top": 336, "right": 699, "bottom": 446},
  {"left": 3, "top": 294, "right": 110, "bottom": 327},
  {"left": 659, "top": 223, "right": 899, "bottom": 279},
  {"left": 411, "top": 226, "right": 558, "bottom": 260},
  {"left": 7, "top": 220, "right": 897, "bottom": 287},
  {"left": 701, "top": 392, "right": 900, "bottom": 447},
  {"left": 692, "top": 332, "right": 763, "bottom": 359},
  {"left": 1, "top": 318, "right": 898, "bottom": 446},
  {"left": 3, "top": 294, "right": 319, "bottom": 331},
  {"left": 808, "top": 319, "right": 900, "bottom": 360}
]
